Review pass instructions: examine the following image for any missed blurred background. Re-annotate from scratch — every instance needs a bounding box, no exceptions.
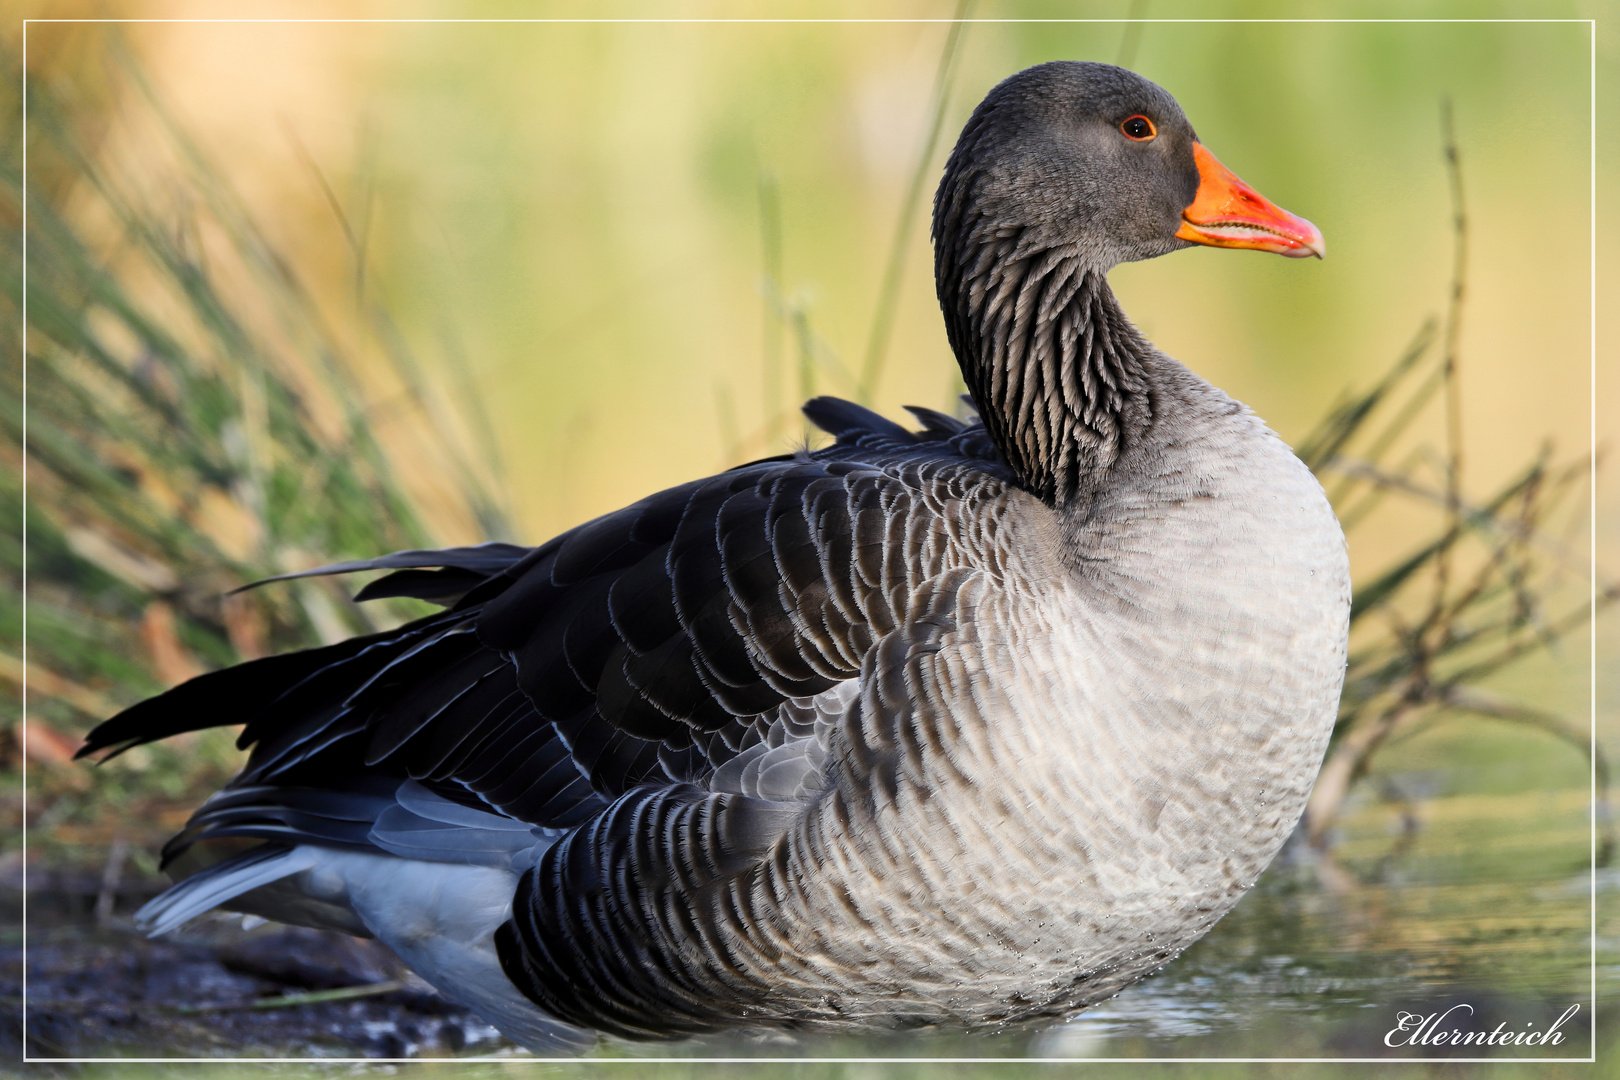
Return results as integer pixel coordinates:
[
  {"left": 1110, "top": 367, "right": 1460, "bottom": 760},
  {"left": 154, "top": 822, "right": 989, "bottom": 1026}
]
[{"left": 5, "top": 0, "right": 1617, "bottom": 1067}]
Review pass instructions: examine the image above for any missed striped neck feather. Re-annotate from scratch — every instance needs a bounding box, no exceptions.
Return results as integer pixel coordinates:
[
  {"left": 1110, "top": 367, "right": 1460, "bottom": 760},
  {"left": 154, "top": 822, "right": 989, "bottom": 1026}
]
[{"left": 939, "top": 238, "right": 1156, "bottom": 507}]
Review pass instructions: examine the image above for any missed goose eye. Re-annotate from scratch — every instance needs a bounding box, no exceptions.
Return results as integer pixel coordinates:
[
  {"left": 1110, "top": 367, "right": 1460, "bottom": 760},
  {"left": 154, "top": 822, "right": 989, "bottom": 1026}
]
[{"left": 1120, "top": 115, "right": 1156, "bottom": 141}]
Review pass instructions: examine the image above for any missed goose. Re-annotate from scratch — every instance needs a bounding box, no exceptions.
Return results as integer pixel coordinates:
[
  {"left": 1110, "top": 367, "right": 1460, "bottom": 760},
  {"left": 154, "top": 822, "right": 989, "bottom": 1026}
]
[{"left": 79, "top": 60, "right": 1348, "bottom": 1052}]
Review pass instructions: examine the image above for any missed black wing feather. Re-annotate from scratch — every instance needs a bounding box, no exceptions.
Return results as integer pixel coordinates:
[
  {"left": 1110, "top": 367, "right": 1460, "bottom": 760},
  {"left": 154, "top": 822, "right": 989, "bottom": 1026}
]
[
  {"left": 235, "top": 542, "right": 531, "bottom": 592},
  {"left": 79, "top": 398, "right": 1017, "bottom": 877}
]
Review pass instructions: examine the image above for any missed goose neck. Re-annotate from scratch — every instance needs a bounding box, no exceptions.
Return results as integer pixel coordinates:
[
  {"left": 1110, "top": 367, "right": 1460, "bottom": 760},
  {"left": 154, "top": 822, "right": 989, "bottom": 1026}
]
[{"left": 941, "top": 247, "right": 1157, "bottom": 508}]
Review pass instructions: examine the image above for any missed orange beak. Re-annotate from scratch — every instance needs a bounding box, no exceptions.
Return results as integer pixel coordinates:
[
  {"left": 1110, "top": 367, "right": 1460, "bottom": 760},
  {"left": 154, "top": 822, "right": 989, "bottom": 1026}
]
[{"left": 1176, "top": 142, "right": 1324, "bottom": 259}]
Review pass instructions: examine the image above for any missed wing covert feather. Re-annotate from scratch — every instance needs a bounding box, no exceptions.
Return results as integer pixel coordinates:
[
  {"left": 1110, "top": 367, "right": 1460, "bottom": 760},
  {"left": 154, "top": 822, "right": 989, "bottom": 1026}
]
[{"left": 81, "top": 403, "right": 1025, "bottom": 915}]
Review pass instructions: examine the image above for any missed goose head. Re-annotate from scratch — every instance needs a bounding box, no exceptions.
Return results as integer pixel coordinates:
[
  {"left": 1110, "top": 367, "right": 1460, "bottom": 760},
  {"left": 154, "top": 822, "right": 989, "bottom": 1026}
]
[{"left": 934, "top": 60, "right": 1323, "bottom": 276}]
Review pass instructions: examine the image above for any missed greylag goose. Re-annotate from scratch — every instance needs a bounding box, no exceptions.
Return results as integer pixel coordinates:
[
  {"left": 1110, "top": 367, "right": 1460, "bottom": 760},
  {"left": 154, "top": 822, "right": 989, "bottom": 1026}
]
[{"left": 79, "top": 61, "right": 1348, "bottom": 1051}]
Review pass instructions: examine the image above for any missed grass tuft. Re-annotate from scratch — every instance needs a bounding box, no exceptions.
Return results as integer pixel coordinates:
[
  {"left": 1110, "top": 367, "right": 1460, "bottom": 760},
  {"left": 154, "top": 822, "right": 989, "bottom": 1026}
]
[{"left": 7, "top": 39, "right": 507, "bottom": 859}]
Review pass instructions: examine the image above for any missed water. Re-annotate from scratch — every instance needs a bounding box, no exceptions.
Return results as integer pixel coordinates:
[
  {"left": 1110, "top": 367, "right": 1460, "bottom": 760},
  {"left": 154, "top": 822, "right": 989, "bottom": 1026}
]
[{"left": 1031, "top": 868, "right": 1594, "bottom": 1060}]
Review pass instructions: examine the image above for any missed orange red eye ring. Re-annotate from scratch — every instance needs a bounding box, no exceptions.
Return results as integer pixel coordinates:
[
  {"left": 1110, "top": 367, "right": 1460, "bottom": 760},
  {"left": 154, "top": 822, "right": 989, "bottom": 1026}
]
[{"left": 1120, "top": 115, "right": 1156, "bottom": 141}]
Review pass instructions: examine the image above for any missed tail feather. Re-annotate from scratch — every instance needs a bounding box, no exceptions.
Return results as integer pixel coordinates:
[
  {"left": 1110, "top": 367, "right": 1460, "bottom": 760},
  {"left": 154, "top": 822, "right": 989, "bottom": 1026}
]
[
  {"left": 75, "top": 635, "right": 397, "bottom": 761},
  {"left": 78, "top": 540, "right": 535, "bottom": 763},
  {"left": 159, "top": 780, "right": 400, "bottom": 867},
  {"left": 136, "top": 844, "right": 318, "bottom": 937}
]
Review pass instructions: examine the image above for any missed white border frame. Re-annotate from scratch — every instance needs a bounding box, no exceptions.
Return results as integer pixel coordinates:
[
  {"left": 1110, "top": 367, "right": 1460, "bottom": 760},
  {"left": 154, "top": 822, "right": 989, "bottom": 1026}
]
[{"left": 19, "top": 12, "right": 1600, "bottom": 1068}]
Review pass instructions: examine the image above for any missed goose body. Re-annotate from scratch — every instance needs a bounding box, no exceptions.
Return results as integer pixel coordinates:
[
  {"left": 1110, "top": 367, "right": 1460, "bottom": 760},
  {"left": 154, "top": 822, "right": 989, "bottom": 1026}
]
[{"left": 81, "top": 61, "right": 1349, "bottom": 1050}]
